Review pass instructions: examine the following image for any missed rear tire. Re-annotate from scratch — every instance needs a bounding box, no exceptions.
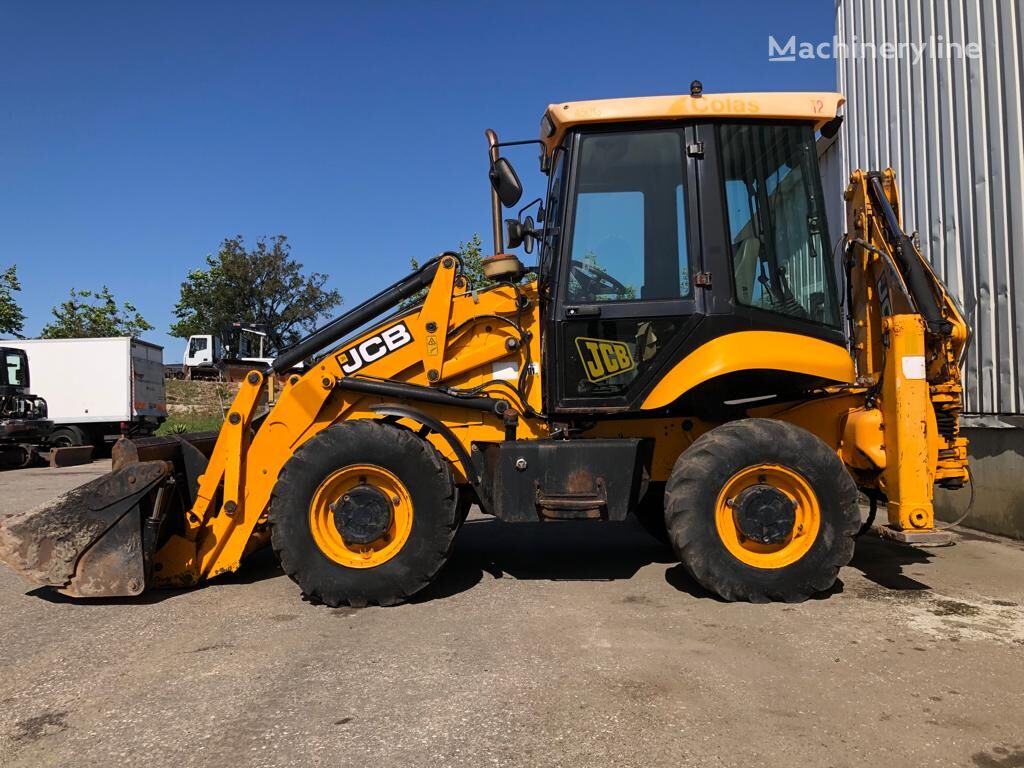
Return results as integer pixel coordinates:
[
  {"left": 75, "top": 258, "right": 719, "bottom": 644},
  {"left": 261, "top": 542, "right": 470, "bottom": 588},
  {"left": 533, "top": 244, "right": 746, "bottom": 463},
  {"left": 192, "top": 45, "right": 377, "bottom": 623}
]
[
  {"left": 665, "top": 418, "right": 859, "bottom": 603},
  {"left": 270, "top": 420, "right": 459, "bottom": 607}
]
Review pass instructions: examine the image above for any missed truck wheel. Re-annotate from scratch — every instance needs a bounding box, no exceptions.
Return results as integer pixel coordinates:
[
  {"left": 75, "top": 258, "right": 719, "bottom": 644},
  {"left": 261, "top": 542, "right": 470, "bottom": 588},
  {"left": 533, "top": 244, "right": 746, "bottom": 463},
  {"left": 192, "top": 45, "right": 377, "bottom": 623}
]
[
  {"left": 49, "top": 426, "right": 88, "bottom": 448},
  {"left": 665, "top": 418, "right": 859, "bottom": 603},
  {"left": 270, "top": 420, "right": 459, "bottom": 607}
]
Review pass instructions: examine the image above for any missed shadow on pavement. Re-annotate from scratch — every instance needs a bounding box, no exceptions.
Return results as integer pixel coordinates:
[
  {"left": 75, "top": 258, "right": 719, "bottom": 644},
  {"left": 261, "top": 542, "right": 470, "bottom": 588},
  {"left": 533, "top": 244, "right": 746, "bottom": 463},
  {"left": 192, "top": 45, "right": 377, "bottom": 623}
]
[
  {"left": 413, "top": 517, "right": 674, "bottom": 603},
  {"left": 848, "top": 533, "right": 934, "bottom": 591},
  {"left": 23, "top": 520, "right": 932, "bottom": 608},
  {"left": 25, "top": 547, "right": 285, "bottom": 606}
]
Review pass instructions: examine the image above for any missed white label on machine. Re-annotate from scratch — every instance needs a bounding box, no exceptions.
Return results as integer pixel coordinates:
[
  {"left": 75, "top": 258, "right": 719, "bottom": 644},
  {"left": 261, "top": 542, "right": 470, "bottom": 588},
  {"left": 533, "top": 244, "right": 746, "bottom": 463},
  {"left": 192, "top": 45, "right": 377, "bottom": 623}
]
[
  {"left": 902, "top": 355, "right": 927, "bottom": 380},
  {"left": 491, "top": 361, "right": 519, "bottom": 381}
]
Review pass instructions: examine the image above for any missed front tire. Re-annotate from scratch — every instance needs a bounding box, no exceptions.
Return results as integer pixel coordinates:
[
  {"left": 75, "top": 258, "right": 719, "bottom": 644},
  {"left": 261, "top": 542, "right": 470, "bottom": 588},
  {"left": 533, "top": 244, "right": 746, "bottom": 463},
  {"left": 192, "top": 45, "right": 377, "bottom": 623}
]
[
  {"left": 665, "top": 418, "right": 859, "bottom": 603},
  {"left": 270, "top": 420, "right": 459, "bottom": 607},
  {"left": 48, "top": 426, "right": 89, "bottom": 448}
]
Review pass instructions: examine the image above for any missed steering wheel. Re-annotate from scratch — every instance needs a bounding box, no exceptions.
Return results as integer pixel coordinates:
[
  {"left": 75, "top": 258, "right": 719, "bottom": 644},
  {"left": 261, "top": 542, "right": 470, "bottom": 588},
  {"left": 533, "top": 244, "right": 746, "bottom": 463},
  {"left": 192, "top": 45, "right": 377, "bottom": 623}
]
[{"left": 569, "top": 259, "right": 631, "bottom": 301}]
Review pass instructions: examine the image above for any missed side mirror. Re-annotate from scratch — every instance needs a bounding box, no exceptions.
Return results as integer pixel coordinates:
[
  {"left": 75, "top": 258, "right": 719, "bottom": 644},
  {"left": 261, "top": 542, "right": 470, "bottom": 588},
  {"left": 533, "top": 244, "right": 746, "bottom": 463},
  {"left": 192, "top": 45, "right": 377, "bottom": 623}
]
[
  {"left": 522, "top": 215, "right": 536, "bottom": 254},
  {"left": 504, "top": 215, "right": 536, "bottom": 254},
  {"left": 490, "top": 157, "right": 523, "bottom": 208},
  {"left": 820, "top": 115, "right": 844, "bottom": 139}
]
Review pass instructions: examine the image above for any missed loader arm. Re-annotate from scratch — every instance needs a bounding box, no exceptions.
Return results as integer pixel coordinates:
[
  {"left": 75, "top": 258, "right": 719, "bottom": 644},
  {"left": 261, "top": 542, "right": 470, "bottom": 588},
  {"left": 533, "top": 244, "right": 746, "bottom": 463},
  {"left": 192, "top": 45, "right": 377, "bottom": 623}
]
[
  {"left": 0, "top": 249, "right": 546, "bottom": 595},
  {"left": 843, "top": 169, "right": 970, "bottom": 529},
  {"left": 155, "top": 252, "right": 545, "bottom": 586}
]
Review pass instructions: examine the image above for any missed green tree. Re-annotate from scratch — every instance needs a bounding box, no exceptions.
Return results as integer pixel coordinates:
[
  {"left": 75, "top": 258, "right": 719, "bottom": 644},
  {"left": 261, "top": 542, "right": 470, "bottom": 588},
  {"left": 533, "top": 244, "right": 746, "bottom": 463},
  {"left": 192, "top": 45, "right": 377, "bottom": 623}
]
[
  {"left": 41, "top": 286, "right": 154, "bottom": 339},
  {"left": 0, "top": 265, "right": 26, "bottom": 336},
  {"left": 170, "top": 235, "right": 342, "bottom": 353},
  {"left": 403, "top": 234, "right": 496, "bottom": 308}
]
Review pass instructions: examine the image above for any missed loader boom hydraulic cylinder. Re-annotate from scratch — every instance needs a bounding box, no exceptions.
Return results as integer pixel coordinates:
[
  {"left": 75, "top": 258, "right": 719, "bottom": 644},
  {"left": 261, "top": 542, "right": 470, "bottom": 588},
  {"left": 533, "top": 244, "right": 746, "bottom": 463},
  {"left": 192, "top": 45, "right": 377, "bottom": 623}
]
[{"left": 272, "top": 255, "right": 445, "bottom": 373}]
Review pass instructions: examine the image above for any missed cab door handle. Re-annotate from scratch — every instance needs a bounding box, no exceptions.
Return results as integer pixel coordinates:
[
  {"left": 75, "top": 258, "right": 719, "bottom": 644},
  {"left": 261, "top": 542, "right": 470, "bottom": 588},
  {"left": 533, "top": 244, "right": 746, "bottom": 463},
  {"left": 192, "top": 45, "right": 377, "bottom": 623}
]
[{"left": 564, "top": 306, "right": 601, "bottom": 318}]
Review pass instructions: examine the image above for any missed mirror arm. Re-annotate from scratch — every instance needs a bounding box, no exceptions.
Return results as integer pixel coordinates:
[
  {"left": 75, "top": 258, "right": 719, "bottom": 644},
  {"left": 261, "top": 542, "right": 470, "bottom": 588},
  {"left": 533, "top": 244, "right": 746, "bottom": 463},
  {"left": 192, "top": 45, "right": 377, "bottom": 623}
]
[
  {"left": 517, "top": 197, "right": 543, "bottom": 222},
  {"left": 485, "top": 128, "right": 505, "bottom": 254}
]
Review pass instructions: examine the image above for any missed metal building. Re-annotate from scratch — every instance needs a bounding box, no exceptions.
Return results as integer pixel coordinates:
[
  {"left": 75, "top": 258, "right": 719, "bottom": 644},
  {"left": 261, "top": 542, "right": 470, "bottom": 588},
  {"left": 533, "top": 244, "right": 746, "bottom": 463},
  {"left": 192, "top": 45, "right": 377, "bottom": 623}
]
[{"left": 826, "top": 0, "right": 1024, "bottom": 537}]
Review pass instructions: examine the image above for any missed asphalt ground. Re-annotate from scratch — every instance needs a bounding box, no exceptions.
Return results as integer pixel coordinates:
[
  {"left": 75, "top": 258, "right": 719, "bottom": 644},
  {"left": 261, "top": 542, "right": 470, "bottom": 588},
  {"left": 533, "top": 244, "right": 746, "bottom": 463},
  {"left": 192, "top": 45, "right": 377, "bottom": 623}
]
[{"left": 1, "top": 461, "right": 1022, "bottom": 767}]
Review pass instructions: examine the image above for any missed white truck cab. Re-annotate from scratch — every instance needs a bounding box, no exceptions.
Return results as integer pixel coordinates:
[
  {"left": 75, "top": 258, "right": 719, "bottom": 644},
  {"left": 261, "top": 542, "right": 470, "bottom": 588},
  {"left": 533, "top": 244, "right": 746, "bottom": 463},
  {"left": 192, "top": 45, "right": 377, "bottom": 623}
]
[
  {"left": 184, "top": 326, "right": 273, "bottom": 380},
  {"left": 184, "top": 334, "right": 220, "bottom": 375}
]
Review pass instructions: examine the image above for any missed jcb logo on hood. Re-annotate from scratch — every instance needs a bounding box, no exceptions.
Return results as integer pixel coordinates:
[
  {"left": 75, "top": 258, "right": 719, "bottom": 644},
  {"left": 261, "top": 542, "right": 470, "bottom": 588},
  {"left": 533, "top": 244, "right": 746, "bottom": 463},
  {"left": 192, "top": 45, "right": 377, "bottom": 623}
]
[
  {"left": 575, "top": 336, "right": 636, "bottom": 383},
  {"left": 338, "top": 322, "right": 413, "bottom": 374}
]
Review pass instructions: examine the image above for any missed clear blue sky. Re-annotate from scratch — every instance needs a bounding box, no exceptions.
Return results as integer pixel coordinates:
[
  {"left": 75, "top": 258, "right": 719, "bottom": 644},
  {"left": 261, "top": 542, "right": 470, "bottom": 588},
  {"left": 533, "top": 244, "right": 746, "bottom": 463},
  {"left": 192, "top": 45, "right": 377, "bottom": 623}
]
[{"left": 0, "top": 1, "right": 836, "bottom": 357}]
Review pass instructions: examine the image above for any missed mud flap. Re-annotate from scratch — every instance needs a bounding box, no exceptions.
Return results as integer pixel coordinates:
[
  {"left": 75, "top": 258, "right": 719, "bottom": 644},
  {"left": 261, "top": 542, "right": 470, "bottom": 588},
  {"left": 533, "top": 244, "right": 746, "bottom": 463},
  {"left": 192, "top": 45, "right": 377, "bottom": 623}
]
[{"left": 0, "top": 460, "right": 171, "bottom": 597}]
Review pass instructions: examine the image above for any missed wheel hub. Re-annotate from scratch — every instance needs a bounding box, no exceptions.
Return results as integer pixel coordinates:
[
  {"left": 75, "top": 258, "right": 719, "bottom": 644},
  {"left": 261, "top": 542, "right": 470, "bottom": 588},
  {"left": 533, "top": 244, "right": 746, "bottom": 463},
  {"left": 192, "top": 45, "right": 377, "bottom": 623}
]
[
  {"left": 333, "top": 485, "right": 393, "bottom": 545},
  {"left": 732, "top": 484, "right": 797, "bottom": 544}
]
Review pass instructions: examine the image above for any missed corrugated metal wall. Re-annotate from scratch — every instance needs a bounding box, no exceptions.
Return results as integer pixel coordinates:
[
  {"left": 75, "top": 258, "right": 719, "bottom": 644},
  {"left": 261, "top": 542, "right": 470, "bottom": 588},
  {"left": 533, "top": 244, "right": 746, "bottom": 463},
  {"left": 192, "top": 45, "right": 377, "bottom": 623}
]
[{"left": 835, "top": 0, "right": 1024, "bottom": 416}]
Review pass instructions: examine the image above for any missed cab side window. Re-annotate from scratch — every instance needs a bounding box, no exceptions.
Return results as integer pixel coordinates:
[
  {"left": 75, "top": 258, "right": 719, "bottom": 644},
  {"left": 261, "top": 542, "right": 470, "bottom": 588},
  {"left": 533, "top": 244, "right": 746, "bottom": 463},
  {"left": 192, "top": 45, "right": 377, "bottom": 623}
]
[{"left": 720, "top": 123, "right": 839, "bottom": 326}]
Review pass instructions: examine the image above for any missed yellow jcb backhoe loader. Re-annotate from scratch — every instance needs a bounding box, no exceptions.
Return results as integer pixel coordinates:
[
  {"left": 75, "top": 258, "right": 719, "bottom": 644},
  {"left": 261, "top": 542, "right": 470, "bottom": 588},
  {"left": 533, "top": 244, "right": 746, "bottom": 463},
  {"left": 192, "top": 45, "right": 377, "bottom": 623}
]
[{"left": 0, "top": 86, "right": 970, "bottom": 604}]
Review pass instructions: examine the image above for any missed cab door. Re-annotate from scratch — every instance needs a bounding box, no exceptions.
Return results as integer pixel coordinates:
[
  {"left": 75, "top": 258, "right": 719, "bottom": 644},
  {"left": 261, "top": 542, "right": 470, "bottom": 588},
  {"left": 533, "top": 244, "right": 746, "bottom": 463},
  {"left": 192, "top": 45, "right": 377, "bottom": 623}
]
[{"left": 547, "top": 125, "right": 703, "bottom": 413}]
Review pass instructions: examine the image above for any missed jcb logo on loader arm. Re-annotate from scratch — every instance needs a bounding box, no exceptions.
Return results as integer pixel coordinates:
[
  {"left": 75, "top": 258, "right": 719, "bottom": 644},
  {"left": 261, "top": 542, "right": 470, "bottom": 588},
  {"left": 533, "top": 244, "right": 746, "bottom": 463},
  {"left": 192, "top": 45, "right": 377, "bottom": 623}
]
[
  {"left": 338, "top": 322, "right": 413, "bottom": 375},
  {"left": 575, "top": 336, "right": 636, "bottom": 383}
]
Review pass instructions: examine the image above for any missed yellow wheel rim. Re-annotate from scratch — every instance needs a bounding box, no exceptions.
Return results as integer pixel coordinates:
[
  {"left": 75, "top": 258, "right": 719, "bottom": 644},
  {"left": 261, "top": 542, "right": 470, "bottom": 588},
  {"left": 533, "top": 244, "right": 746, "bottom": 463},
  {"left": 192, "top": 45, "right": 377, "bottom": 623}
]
[
  {"left": 714, "top": 464, "right": 820, "bottom": 569},
  {"left": 309, "top": 464, "right": 413, "bottom": 569}
]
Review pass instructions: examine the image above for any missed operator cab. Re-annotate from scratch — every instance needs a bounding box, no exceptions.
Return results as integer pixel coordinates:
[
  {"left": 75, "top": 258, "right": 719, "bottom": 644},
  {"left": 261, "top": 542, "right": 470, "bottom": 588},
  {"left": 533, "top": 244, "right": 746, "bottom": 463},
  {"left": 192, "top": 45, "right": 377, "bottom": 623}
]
[
  {"left": 0, "top": 348, "right": 30, "bottom": 394},
  {"left": 0, "top": 346, "right": 51, "bottom": 456},
  {"left": 487, "top": 87, "right": 849, "bottom": 418}
]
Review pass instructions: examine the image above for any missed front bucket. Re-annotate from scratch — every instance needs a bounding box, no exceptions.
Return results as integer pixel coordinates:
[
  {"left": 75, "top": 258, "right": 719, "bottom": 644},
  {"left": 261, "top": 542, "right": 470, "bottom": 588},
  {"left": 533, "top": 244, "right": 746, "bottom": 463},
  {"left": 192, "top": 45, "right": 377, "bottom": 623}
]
[{"left": 0, "top": 460, "right": 172, "bottom": 597}]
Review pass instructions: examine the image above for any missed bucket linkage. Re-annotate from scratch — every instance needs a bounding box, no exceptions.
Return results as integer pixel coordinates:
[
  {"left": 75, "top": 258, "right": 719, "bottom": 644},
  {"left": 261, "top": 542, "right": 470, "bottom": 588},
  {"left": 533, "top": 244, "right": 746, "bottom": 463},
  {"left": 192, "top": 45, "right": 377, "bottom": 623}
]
[{"left": 0, "top": 433, "right": 215, "bottom": 597}]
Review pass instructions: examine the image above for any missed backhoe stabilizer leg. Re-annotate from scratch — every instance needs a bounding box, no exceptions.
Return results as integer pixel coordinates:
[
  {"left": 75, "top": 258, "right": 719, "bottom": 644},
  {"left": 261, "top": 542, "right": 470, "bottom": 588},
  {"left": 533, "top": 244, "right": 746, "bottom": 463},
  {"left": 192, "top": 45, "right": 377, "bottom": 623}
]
[{"left": 878, "top": 314, "right": 941, "bottom": 534}]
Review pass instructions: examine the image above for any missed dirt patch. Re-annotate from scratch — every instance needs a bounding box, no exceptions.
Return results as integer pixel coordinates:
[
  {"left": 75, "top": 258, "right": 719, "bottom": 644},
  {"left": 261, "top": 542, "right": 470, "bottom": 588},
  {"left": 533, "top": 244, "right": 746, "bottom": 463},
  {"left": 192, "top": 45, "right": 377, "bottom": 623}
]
[
  {"left": 186, "top": 642, "right": 234, "bottom": 654},
  {"left": 973, "top": 745, "right": 1024, "bottom": 768},
  {"left": 931, "top": 599, "right": 984, "bottom": 617},
  {"left": 13, "top": 711, "right": 68, "bottom": 743},
  {"left": 906, "top": 595, "right": 1024, "bottom": 645},
  {"left": 853, "top": 585, "right": 1024, "bottom": 645}
]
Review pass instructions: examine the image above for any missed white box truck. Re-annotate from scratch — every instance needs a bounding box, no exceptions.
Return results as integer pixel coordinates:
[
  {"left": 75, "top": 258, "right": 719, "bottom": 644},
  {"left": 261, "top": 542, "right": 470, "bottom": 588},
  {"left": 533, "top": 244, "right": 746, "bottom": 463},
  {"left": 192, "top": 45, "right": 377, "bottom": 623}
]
[{"left": 3, "top": 337, "right": 166, "bottom": 448}]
